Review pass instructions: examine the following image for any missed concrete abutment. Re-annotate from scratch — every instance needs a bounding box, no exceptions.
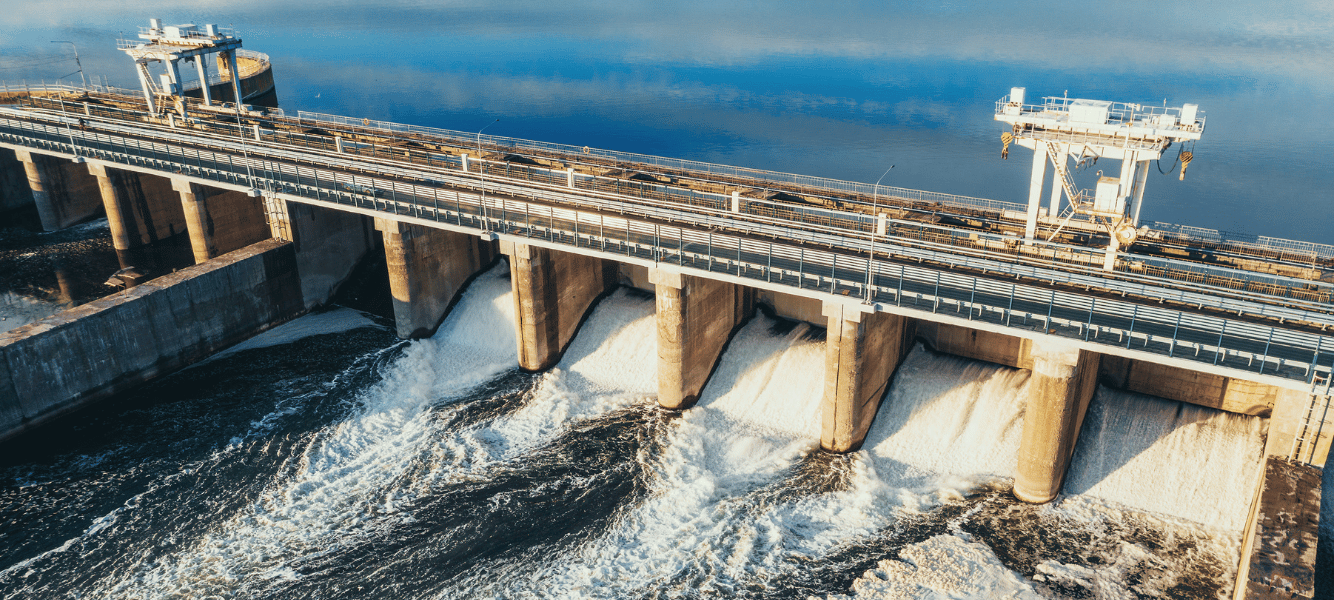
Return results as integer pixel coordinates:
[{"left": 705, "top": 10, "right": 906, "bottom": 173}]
[
  {"left": 501, "top": 241, "right": 617, "bottom": 371},
  {"left": 376, "top": 217, "right": 498, "bottom": 339},
  {"left": 820, "top": 302, "right": 916, "bottom": 453},
  {"left": 650, "top": 267, "right": 755, "bottom": 410}
]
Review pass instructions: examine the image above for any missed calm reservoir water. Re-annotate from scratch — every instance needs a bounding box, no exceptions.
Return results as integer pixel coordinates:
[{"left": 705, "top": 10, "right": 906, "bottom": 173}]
[{"left": 1, "top": 2, "right": 1330, "bottom": 598}]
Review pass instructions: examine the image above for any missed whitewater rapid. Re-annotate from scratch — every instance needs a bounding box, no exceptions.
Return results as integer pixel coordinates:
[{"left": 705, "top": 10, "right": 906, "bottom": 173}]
[{"left": 2, "top": 268, "right": 1270, "bottom": 599}]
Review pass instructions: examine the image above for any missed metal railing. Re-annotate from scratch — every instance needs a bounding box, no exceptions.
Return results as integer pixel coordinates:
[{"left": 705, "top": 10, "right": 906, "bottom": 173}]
[
  {"left": 5, "top": 90, "right": 1329, "bottom": 314},
  {"left": 1, "top": 108, "right": 1331, "bottom": 392},
  {"left": 295, "top": 110, "right": 1030, "bottom": 215}
]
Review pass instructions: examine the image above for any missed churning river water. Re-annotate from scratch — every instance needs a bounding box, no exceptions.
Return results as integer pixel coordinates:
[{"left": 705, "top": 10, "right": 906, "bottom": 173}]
[{"left": 1, "top": 265, "right": 1268, "bottom": 598}]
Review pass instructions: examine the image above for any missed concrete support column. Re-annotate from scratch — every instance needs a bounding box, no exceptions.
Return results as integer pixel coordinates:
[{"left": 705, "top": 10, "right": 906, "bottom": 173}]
[
  {"left": 651, "top": 267, "right": 755, "bottom": 410},
  {"left": 1025, "top": 143, "right": 1047, "bottom": 242},
  {"left": 89, "top": 163, "right": 144, "bottom": 269},
  {"left": 502, "top": 242, "right": 617, "bottom": 371},
  {"left": 376, "top": 217, "right": 497, "bottom": 339},
  {"left": 821, "top": 302, "right": 915, "bottom": 453},
  {"left": 1013, "top": 340, "right": 1101, "bottom": 503},
  {"left": 15, "top": 150, "right": 61, "bottom": 232},
  {"left": 1048, "top": 146, "right": 1065, "bottom": 218},
  {"left": 174, "top": 178, "right": 217, "bottom": 263}
]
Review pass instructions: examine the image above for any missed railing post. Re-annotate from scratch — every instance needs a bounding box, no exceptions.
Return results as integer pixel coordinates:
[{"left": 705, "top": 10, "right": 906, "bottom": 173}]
[
  {"left": 766, "top": 242, "right": 773, "bottom": 282},
  {"left": 1168, "top": 312, "right": 1182, "bottom": 357},
  {"left": 933, "top": 272, "right": 941, "bottom": 313},
  {"left": 898, "top": 265, "right": 905, "bottom": 306},
  {"left": 1006, "top": 283, "right": 1015, "bottom": 326},
  {"left": 1308, "top": 337, "right": 1324, "bottom": 385},
  {"left": 1214, "top": 321, "right": 1228, "bottom": 365},
  {"left": 968, "top": 278, "right": 977, "bottom": 320},
  {"left": 1046, "top": 290, "right": 1056, "bottom": 333},
  {"left": 798, "top": 248, "right": 805, "bottom": 289},
  {"left": 1259, "top": 328, "right": 1276, "bottom": 375},
  {"left": 1084, "top": 298, "right": 1097, "bottom": 341},
  {"left": 830, "top": 253, "right": 838, "bottom": 294}
]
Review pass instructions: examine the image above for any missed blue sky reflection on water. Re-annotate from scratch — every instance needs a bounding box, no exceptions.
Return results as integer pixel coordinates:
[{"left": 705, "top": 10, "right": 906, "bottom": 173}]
[{"left": 2, "top": 0, "right": 1331, "bottom": 242}]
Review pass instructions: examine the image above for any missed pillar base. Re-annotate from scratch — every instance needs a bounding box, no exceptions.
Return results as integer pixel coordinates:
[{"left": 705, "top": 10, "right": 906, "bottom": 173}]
[
  {"left": 1012, "top": 340, "right": 1100, "bottom": 504},
  {"left": 652, "top": 267, "right": 755, "bottom": 410},
  {"left": 820, "top": 302, "right": 915, "bottom": 453}
]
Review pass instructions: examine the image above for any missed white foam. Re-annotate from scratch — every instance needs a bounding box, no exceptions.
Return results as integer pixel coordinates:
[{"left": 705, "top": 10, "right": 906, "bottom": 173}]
[
  {"left": 210, "top": 307, "right": 382, "bottom": 360},
  {"left": 833, "top": 534, "right": 1043, "bottom": 600},
  {"left": 95, "top": 264, "right": 519, "bottom": 598},
  {"left": 474, "top": 316, "right": 867, "bottom": 597},
  {"left": 438, "top": 288, "right": 659, "bottom": 465},
  {"left": 1064, "top": 387, "right": 1266, "bottom": 532},
  {"left": 861, "top": 346, "right": 1030, "bottom": 495}
]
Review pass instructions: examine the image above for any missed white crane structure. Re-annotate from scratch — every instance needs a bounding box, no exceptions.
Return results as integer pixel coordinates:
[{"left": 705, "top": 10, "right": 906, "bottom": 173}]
[
  {"left": 995, "top": 88, "right": 1205, "bottom": 270},
  {"left": 118, "top": 18, "right": 244, "bottom": 119}
]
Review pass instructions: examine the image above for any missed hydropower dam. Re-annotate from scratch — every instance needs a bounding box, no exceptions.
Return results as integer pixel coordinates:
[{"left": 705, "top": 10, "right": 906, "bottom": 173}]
[{"left": 0, "top": 24, "right": 1331, "bottom": 599}]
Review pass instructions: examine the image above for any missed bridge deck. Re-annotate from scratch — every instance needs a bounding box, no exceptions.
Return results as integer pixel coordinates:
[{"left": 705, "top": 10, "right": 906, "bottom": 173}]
[{"left": 0, "top": 87, "right": 1331, "bottom": 393}]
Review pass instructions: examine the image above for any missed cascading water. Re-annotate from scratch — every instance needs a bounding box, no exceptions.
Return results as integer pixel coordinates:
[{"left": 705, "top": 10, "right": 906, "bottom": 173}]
[{"left": 0, "top": 276, "right": 1271, "bottom": 600}]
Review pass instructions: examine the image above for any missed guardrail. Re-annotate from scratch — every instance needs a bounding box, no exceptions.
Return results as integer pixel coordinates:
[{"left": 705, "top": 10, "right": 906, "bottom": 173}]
[
  {"left": 6, "top": 92, "right": 1332, "bottom": 314},
  {"left": 0, "top": 107, "right": 1330, "bottom": 392},
  {"left": 4, "top": 84, "right": 1324, "bottom": 267}
]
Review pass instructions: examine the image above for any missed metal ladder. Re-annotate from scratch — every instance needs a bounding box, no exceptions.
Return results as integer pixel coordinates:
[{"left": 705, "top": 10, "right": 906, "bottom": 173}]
[
  {"left": 1291, "top": 378, "right": 1334, "bottom": 464},
  {"left": 1044, "top": 140, "right": 1087, "bottom": 206}
]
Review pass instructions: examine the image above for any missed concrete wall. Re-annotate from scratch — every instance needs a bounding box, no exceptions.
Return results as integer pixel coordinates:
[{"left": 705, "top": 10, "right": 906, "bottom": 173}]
[
  {"left": 757, "top": 289, "right": 825, "bottom": 326},
  {"left": 0, "top": 238, "right": 305, "bottom": 442},
  {"left": 652, "top": 269, "right": 755, "bottom": 410},
  {"left": 821, "top": 303, "right": 916, "bottom": 452},
  {"left": 917, "top": 320, "right": 1033, "bottom": 369},
  {"left": 376, "top": 217, "right": 497, "bottom": 339},
  {"left": 1013, "top": 341, "right": 1101, "bottom": 503},
  {"left": 1100, "top": 354, "right": 1284, "bottom": 416},
  {"left": 1234, "top": 457, "right": 1320, "bottom": 599},
  {"left": 270, "top": 199, "right": 375, "bottom": 309},
  {"left": 502, "top": 241, "right": 617, "bottom": 371}
]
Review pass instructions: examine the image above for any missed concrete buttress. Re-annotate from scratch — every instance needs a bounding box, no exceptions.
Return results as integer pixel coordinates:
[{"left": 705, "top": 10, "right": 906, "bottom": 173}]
[
  {"left": 376, "top": 217, "right": 497, "bottom": 339},
  {"left": 1013, "top": 340, "right": 1101, "bottom": 503},
  {"left": 821, "top": 301, "right": 915, "bottom": 453},
  {"left": 651, "top": 267, "right": 755, "bottom": 410},
  {"left": 502, "top": 241, "right": 617, "bottom": 371}
]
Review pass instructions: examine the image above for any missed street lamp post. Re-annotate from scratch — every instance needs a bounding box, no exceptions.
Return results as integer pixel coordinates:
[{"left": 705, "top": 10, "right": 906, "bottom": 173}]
[
  {"left": 476, "top": 118, "right": 499, "bottom": 232},
  {"left": 49, "top": 41, "right": 87, "bottom": 89},
  {"left": 864, "top": 165, "right": 894, "bottom": 302}
]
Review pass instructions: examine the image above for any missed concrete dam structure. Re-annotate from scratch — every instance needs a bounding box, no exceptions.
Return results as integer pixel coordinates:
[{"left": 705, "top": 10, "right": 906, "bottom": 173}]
[{"left": 0, "top": 74, "right": 1330, "bottom": 597}]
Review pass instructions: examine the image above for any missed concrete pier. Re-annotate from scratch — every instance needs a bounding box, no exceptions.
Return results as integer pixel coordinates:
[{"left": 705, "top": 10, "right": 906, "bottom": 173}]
[
  {"left": 821, "top": 302, "right": 915, "bottom": 453},
  {"left": 376, "top": 217, "right": 497, "bottom": 339},
  {"left": 14, "top": 150, "right": 101, "bottom": 231},
  {"left": 650, "top": 267, "right": 755, "bottom": 410},
  {"left": 173, "top": 178, "right": 269, "bottom": 264},
  {"left": 264, "top": 197, "right": 374, "bottom": 309},
  {"left": 502, "top": 242, "right": 617, "bottom": 371},
  {"left": 1234, "top": 456, "right": 1320, "bottom": 599},
  {"left": 88, "top": 164, "right": 192, "bottom": 272},
  {"left": 1013, "top": 340, "right": 1100, "bottom": 503}
]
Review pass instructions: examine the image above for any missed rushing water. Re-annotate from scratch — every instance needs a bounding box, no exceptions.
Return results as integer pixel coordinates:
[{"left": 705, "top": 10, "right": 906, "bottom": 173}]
[
  {"left": 0, "top": 263, "right": 1268, "bottom": 598},
  {"left": 0, "top": 2, "right": 1327, "bottom": 597}
]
